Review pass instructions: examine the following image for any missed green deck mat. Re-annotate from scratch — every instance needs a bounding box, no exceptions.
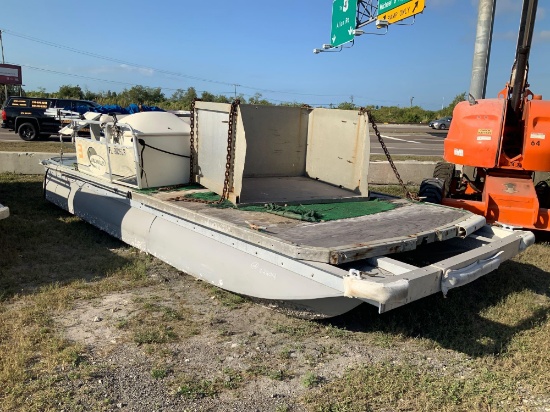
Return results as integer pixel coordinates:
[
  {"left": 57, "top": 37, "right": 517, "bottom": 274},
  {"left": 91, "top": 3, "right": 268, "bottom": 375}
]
[{"left": 181, "top": 192, "right": 397, "bottom": 222}]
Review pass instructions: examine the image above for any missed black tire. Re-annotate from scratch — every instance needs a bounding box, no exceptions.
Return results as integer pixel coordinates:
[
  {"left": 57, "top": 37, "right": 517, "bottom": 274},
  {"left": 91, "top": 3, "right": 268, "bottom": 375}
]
[
  {"left": 535, "top": 181, "right": 550, "bottom": 209},
  {"left": 433, "top": 161, "right": 455, "bottom": 197},
  {"left": 438, "top": 123, "right": 447, "bottom": 130},
  {"left": 18, "top": 122, "right": 38, "bottom": 141},
  {"left": 419, "top": 178, "right": 444, "bottom": 204}
]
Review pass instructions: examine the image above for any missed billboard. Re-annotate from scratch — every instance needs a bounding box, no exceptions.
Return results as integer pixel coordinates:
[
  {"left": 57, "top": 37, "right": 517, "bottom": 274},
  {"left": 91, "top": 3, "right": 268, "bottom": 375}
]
[{"left": 0, "top": 64, "right": 22, "bottom": 85}]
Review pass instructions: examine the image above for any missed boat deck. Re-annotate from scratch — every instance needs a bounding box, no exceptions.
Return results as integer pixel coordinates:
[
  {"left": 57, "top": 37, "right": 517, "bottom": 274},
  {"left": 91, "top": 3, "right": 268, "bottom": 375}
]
[
  {"left": 143, "top": 177, "right": 480, "bottom": 265},
  {"left": 45, "top": 157, "right": 483, "bottom": 265}
]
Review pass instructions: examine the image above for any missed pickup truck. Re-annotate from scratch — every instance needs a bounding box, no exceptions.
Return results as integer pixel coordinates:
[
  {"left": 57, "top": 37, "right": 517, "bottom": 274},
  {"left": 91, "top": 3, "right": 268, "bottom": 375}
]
[{"left": 1, "top": 96, "right": 98, "bottom": 141}]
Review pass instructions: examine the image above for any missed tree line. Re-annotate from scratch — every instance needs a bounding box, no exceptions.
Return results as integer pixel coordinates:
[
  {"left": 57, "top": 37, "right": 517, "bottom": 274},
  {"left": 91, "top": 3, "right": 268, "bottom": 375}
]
[{"left": 3, "top": 84, "right": 465, "bottom": 124}]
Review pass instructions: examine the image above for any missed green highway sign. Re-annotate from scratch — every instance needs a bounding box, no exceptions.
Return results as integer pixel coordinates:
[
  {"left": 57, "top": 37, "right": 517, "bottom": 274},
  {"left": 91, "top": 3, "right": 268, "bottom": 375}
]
[
  {"left": 330, "top": 0, "right": 357, "bottom": 47},
  {"left": 378, "top": 0, "right": 412, "bottom": 14}
]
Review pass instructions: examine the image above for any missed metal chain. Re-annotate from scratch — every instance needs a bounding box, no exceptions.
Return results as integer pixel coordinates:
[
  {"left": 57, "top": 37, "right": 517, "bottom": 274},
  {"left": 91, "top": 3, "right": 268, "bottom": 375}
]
[
  {"left": 170, "top": 99, "right": 239, "bottom": 205},
  {"left": 188, "top": 98, "right": 200, "bottom": 184},
  {"left": 363, "top": 108, "right": 418, "bottom": 201},
  {"left": 220, "top": 99, "right": 240, "bottom": 203}
]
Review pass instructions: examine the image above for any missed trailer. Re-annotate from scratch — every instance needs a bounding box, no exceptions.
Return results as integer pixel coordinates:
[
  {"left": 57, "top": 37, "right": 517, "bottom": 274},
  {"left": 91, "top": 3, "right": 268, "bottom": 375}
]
[{"left": 42, "top": 102, "right": 534, "bottom": 318}]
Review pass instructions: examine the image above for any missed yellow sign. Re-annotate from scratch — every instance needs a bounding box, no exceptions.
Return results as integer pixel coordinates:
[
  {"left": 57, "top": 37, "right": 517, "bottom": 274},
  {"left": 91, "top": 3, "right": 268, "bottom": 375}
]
[{"left": 378, "top": 0, "right": 425, "bottom": 24}]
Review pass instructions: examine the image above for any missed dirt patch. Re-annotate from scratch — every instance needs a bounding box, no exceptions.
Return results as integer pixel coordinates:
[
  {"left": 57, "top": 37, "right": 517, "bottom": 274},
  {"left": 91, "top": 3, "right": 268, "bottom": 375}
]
[
  {"left": 49, "top": 267, "right": 471, "bottom": 412},
  {"left": 56, "top": 292, "right": 135, "bottom": 348}
]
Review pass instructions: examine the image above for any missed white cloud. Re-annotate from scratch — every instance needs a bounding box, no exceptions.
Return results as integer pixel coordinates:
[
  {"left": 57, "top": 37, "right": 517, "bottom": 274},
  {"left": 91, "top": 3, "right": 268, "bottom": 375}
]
[
  {"left": 118, "top": 64, "right": 154, "bottom": 76},
  {"left": 85, "top": 64, "right": 154, "bottom": 77}
]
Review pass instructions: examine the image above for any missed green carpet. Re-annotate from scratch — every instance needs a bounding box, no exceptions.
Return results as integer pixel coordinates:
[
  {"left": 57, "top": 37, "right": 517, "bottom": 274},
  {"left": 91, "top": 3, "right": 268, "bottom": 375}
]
[{"left": 182, "top": 192, "right": 396, "bottom": 222}]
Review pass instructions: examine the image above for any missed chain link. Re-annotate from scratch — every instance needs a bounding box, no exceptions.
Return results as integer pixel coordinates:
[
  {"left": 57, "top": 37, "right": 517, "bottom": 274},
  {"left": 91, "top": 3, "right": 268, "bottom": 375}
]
[{"left": 362, "top": 108, "right": 418, "bottom": 201}]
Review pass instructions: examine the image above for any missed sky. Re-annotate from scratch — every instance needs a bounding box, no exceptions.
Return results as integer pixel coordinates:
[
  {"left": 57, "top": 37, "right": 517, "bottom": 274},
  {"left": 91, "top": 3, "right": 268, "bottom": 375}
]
[{"left": 1, "top": 0, "right": 549, "bottom": 111}]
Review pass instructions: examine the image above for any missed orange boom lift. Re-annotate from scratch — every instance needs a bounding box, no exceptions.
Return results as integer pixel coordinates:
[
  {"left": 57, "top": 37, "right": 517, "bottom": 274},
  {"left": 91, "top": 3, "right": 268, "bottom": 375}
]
[{"left": 420, "top": 0, "right": 550, "bottom": 230}]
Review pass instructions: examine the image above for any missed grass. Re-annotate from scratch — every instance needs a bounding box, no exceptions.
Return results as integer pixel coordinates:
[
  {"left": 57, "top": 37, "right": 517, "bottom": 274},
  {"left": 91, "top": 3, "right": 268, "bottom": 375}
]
[
  {"left": 174, "top": 368, "right": 246, "bottom": 399},
  {"left": 300, "top": 241, "right": 550, "bottom": 410},
  {"left": 301, "top": 372, "right": 322, "bottom": 388},
  {"left": 202, "top": 283, "right": 248, "bottom": 308},
  {"left": 0, "top": 173, "right": 184, "bottom": 410},
  {"left": 370, "top": 183, "right": 420, "bottom": 198},
  {"left": 151, "top": 367, "right": 168, "bottom": 379},
  {"left": 133, "top": 324, "right": 178, "bottom": 345},
  {"left": 176, "top": 379, "right": 218, "bottom": 399},
  {"left": 1, "top": 172, "right": 550, "bottom": 411}
]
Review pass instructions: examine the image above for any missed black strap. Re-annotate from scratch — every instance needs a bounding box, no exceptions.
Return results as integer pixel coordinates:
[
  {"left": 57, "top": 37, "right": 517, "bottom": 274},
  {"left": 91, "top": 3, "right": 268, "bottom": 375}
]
[{"left": 137, "top": 139, "right": 190, "bottom": 159}]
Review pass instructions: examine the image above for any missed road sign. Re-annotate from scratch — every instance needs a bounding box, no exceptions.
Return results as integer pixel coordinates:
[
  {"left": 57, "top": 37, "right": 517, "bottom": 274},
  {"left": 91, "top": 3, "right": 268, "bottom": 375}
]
[
  {"left": 331, "top": 0, "right": 357, "bottom": 47},
  {"left": 378, "top": 0, "right": 425, "bottom": 24},
  {"left": 378, "top": 0, "right": 413, "bottom": 14}
]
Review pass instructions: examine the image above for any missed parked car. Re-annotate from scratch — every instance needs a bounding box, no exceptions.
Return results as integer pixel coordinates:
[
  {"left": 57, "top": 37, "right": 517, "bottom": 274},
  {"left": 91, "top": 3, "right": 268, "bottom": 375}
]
[
  {"left": 429, "top": 116, "right": 452, "bottom": 130},
  {"left": 1, "top": 96, "right": 99, "bottom": 141}
]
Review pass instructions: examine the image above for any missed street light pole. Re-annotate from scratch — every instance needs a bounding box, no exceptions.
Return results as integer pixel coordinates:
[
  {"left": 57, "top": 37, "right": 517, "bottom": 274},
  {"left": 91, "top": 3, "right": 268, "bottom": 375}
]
[
  {"left": 0, "top": 30, "right": 8, "bottom": 103},
  {"left": 470, "top": 0, "right": 496, "bottom": 100}
]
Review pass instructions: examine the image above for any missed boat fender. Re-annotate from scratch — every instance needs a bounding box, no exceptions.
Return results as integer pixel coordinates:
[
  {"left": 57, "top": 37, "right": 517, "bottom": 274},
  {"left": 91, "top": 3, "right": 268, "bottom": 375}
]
[
  {"left": 440, "top": 251, "right": 504, "bottom": 296},
  {"left": 343, "top": 273, "right": 408, "bottom": 304}
]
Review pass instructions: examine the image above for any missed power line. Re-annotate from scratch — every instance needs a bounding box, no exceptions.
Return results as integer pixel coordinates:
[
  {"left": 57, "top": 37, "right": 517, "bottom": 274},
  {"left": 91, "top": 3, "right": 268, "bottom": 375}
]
[
  {"left": 2, "top": 28, "right": 357, "bottom": 99},
  {"left": 4, "top": 30, "right": 421, "bottom": 107},
  {"left": 2, "top": 29, "right": 232, "bottom": 87}
]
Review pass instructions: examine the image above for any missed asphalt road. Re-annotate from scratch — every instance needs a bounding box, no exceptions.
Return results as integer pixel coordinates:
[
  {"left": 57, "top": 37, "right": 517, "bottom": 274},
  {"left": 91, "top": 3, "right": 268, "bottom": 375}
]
[
  {"left": 370, "top": 124, "right": 446, "bottom": 157},
  {"left": 1, "top": 124, "right": 446, "bottom": 157},
  {"left": 0, "top": 128, "right": 20, "bottom": 142}
]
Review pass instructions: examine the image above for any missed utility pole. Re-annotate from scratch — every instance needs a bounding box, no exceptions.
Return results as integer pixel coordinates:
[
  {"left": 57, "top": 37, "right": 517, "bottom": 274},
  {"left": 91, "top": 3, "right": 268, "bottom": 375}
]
[
  {"left": 233, "top": 84, "right": 240, "bottom": 99},
  {"left": 410, "top": 96, "right": 414, "bottom": 107},
  {"left": 0, "top": 30, "right": 8, "bottom": 103},
  {"left": 470, "top": 0, "right": 496, "bottom": 100}
]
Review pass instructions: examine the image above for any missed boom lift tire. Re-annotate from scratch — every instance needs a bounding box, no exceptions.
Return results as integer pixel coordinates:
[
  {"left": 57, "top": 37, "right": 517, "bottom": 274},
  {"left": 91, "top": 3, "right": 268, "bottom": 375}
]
[
  {"left": 433, "top": 161, "right": 455, "bottom": 197},
  {"left": 535, "top": 180, "right": 550, "bottom": 209},
  {"left": 418, "top": 178, "right": 445, "bottom": 204}
]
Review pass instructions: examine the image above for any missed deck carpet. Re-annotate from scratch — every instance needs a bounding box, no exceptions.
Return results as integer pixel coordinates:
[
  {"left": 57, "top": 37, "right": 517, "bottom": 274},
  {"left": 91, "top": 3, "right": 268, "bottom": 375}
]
[{"left": 182, "top": 191, "right": 397, "bottom": 222}]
